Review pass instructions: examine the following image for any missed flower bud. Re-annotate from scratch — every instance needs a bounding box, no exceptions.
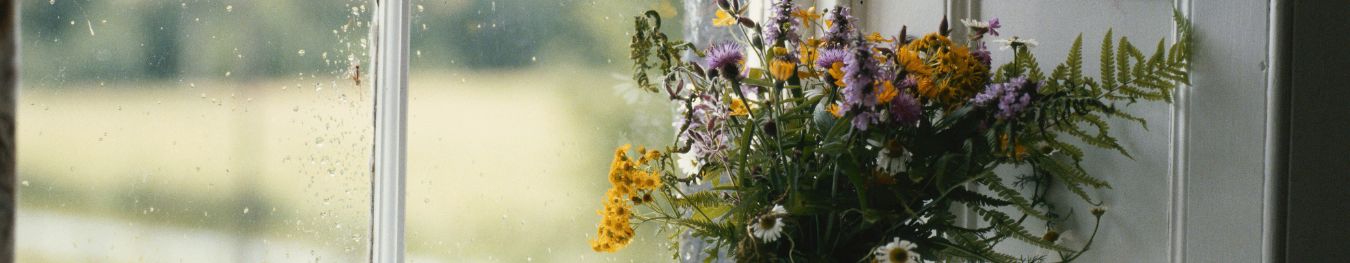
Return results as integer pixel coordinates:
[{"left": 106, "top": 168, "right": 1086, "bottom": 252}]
[
  {"left": 1091, "top": 206, "right": 1108, "bottom": 217},
  {"left": 1042, "top": 230, "right": 1060, "bottom": 242}
]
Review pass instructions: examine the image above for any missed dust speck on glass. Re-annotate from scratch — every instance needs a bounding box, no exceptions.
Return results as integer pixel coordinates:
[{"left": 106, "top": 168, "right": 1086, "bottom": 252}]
[{"left": 18, "top": 0, "right": 373, "bottom": 262}]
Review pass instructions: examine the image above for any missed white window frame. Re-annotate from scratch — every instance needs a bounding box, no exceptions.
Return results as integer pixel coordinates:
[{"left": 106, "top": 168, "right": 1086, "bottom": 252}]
[{"left": 371, "top": 0, "right": 409, "bottom": 262}]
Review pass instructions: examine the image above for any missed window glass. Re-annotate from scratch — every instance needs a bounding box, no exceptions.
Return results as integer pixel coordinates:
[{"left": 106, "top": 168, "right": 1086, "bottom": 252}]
[
  {"left": 406, "top": 0, "right": 678, "bottom": 261},
  {"left": 18, "top": 0, "right": 372, "bottom": 262}
]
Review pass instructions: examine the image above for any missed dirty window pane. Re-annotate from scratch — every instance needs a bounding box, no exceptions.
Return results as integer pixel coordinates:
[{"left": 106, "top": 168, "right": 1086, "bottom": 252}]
[
  {"left": 406, "top": 0, "right": 677, "bottom": 261},
  {"left": 18, "top": 0, "right": 372, "bottom": 262}
]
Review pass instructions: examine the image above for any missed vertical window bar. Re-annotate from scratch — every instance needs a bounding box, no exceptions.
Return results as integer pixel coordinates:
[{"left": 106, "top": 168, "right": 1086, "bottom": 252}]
[{"left": 371, "top": 0, "right": 409, "bottom": 262}]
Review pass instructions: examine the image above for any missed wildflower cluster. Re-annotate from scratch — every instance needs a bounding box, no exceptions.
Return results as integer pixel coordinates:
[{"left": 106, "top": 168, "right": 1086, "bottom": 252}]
[
  {"left": 590, "top": 144, "right": 662, "bottom": 252},
  {"left": 599, "top": 1, "right": 1192, "bottom": 262}
]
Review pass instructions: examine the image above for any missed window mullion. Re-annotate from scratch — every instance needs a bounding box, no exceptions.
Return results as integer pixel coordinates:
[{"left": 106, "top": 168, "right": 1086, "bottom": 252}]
[{"left": 371, "top": 0, "right": 410, "bottom": 262}]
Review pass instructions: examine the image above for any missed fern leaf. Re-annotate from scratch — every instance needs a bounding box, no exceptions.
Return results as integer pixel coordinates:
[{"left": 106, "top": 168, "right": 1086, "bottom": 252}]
[
  {"left": 1100, "top": 29, "right": 1117, "bottom": 90},
  {"left": 1067, "top": 34, "right": 1085, "bottom": 85}
]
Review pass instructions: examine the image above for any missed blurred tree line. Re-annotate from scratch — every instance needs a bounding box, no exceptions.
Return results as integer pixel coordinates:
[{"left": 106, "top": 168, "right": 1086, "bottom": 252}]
[{"left": 21, "top": 0, "right": 681, "bottom": 84}]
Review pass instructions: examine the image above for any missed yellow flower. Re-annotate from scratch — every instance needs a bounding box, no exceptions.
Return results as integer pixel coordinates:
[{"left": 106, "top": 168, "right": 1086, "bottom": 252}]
[
  {"left": 799, "top": 39, "right": 820, "bottom": 63},
  {"left": 770, "top": 59, "right": 796, "bottom": 81},
  {"left": 828, "top": 62, "right": 846, "bottom": 87},
  {"left": 591, "top": 144, "right": 663, "bottom": 252},
  {"left": 877, "top": 80, "right": 899, "bottom": 104},
  {"left": 713, "top": 9, "right": 738, "bottom": 27},
  {"left": 903, "top": 33, "right": 989, "bottom": 105},
  {"left": 866, "top": 32, "right": 895, "bottom": 43},
  {"left": 730, "top": 98, "right": 750, "bottom": 116},
  {"left": 827, "top": 103, "right": 843, "bottom": 117},
  {"left": 793, "top": 6, "right": 821, "bottom": 26},
  {"left": 897, "top": 49, "right": 930, "bottom": 76},
  {"left": 998, "top": 134, "right": 1028, "bottom": 160}
]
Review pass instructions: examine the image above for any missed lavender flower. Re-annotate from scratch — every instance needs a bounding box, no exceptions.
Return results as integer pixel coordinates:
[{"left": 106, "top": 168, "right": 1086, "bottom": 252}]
[
  {"left": 762, "top": 0, "right": 801, "bottom": 46},
  {"left": 823, "top": 6, "right": 855, "bottom": 47},
  {"left": 705, "top": 42, "right": 745, "bottom": 76},
  {"left": 843, "top": 38, "right": 880, "bottom": 109},
  {"left": 973, "top": 77, "right": 1041, "bottom": 120}
]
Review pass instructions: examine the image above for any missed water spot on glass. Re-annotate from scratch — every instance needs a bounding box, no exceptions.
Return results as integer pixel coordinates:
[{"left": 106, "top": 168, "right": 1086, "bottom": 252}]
[
  {"left": 417, "top": 4, "right": 425, "bottom": 12},
  {"left": 416, "top": 50, "right": 422, "bottom": 58},
  {"left": 225, "top": 71, "right": 232, "bottom": 77},
  {"left": 243, "top": 207, "right": 250, "bottom": 214},
  {"left": 21, "top": 180, "right": 28, "bottom": 187},
  {"left": 225, "top": 5, "right": 233, "bottom": 12},
  {"left": 531, "top": 56, "right": 537, "bottom": 62},
  {"left": 49, "top": 0, "right": 54, "bottom": 5},
  {"left": 199, "top": 93, "right": 206, "bottom": 98},
  {"left": 298, "top": 49, "right": 307, "bottom": 56}
]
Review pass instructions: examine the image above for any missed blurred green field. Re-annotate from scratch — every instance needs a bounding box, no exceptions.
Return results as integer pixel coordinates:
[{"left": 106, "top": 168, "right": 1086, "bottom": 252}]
[{"left": 17, "top": 68, "right": 674, "bottom": 262}]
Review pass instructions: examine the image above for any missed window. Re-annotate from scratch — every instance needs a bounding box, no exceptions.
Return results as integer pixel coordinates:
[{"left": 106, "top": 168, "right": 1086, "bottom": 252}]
[
  {"left": 19, "top": 0, "right": 373, "bottom": 261},
  {"left": 15, "top": 0, "right": 1284, "bottom": 262}
]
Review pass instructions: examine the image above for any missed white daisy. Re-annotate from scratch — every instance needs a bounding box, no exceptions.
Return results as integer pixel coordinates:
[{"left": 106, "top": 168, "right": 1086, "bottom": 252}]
[
  {"left": 960, "top": 18, "right": 989, "bottom": 29},
  {"left": 676, "top": 149, "right": 703, "bottom": 179},
  {"left": 874, "top": 237, "right": 921, "bottom": 263},
  {"left": 876, "top": 147, "right": 911, "bottom": 175},
  {"left": 993, "top": 36, "right": 1039, "bottom": 50},
  {"left": 748, "top": 205, "right": 788, "bottom": 243}
]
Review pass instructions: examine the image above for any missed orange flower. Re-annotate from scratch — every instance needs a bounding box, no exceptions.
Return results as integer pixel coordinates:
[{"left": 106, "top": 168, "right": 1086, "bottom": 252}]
[
  {"left": 877, "top": 80, "right": 899, "bottom": 104},
  {"left": 866, "top": 32, "right": 895, "bottom": 43},
  {"left": 730, "top": 98, "right": 750, "bottom": 116},
  {"left": 793, "top": 6, "right": 821, "bottom": 26},
  {"left": 713, "top": 9, "right": 738, "bottom": 27},
  {"left": 770, "top": 59, "right": 796, "bottom": 81},
  {"left": 828, "top": 62, "right": 846, "bottom": 87},
  {"left": 826, "top": 103, "right": 843, "bottom": 117}
]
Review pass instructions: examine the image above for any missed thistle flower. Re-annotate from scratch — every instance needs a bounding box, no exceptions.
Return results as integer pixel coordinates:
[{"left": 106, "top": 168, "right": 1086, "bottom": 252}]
[
  {"left": 874, "top": 238, "right": 921, "bottom": 263},
  {"left": 705, "top": 42, "right": 745, "bottom": 78},
  {"left": 748, "top": 205, "right": 788, "bottom": 243},
  {"left": 762, "top": 0, "right": 800, "bottom": 46},
  {"left": 815, "top": 48, "right": 849, "bottom": 69},
  {"left": 888, "top": 78, "right": 922, "bottom": 125}
]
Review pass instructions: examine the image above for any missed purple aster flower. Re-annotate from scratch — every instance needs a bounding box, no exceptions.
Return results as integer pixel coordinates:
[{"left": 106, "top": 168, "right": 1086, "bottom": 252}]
[
  {"left": 972, "top": 77, "right": 1041, "bottom": 120},
  {"left": 823, "top": 6, "right": 855, "bottom": 47},
  {"left": 815, "top": 48, "right": 849, "bottom": 69},
  {"left": 762, "top": 0, "right": 801, "bottom": 46},
  {"left": 705, "top": 42, "right": 745, "bottom": 74}
]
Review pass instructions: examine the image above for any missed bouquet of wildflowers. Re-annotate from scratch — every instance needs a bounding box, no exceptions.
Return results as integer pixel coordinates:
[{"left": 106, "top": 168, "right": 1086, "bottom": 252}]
[{"left": 591, "top": 1, "right": 1191, "bottom": 262}]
